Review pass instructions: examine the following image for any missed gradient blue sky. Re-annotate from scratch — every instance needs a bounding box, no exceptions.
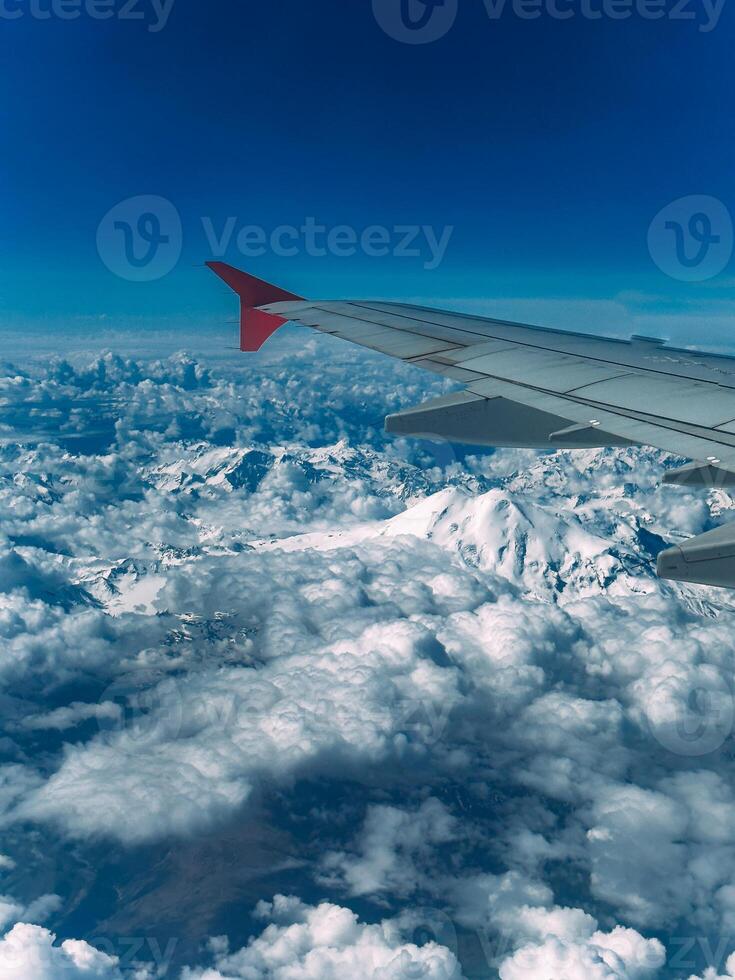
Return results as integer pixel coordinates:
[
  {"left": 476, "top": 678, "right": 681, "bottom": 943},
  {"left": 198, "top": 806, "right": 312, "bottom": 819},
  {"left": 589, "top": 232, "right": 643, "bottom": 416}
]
[{"left": 1, "top": 0, "right": 734, "bottom": 346}]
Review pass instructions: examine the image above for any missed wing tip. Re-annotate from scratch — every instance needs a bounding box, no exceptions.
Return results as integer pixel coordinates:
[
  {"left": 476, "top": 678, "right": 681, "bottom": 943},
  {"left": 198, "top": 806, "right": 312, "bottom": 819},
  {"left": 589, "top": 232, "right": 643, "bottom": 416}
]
[
  {"left": 205, "top": 261, "right": 303, "bottom": 305},
  {"left": 206, "top": 262, "right": 303, "bottom": 352}
]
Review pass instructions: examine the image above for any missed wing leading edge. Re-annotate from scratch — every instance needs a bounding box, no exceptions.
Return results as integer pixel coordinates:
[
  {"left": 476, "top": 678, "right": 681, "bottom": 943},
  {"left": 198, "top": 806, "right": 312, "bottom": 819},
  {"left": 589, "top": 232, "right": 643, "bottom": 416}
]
[{"left": 208, "top": 262, "right": 735, "bottom": 589}]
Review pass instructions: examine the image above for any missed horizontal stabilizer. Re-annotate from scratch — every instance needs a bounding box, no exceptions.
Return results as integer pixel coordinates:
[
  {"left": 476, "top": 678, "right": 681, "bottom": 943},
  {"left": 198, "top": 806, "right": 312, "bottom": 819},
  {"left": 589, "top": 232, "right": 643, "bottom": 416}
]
[
  {"left": 207, "top": 262, "right": 303, "bottom": 351},
  {"left": 658, "top": 522, "right": 735, "bottom": 589}
]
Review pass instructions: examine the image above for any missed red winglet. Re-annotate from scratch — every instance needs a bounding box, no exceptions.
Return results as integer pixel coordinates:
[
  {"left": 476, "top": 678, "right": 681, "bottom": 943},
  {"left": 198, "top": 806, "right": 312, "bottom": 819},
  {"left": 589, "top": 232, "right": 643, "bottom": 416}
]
[{"left": 206, "top": 262, "right": 303, "bottom": 352}]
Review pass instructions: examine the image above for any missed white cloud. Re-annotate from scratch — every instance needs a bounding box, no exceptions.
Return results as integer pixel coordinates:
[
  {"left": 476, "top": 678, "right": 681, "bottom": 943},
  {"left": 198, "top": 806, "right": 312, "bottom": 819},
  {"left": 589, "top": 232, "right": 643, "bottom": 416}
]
[
  {"left": 20, "top": 702, "right": 121, "bottom": 732},
  {"left": 17, "top": 597, "right": 464, "bottom": 842},
  {"left": 688, "top": 954, "right": 735, "bottom": 979},
  {"left": 5, "top": 347, "right": 735, "bottom": 977},
  {"left": 0, "top": 878, "right": 124, "bottom": 980},
  {"left": 180, "top": 895, "right": 464, "bottom": 980},
  {"left": 0, "top": 924, "right": 128, "bottom": 980},
  {"left": 586, "top": 784, "right": 690, "bottom": 927},
  {"left": 499, "top": 927, "right": 665, "bottom": 979},
  {"left": 322, "top": 797, "right": 456, "bottom": 897}
]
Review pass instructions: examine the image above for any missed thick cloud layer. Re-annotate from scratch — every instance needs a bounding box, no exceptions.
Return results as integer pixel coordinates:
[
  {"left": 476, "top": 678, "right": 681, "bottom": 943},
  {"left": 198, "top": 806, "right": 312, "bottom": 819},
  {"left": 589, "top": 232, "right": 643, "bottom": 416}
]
[{"left": 2, "top": 339, "right": 735, "bottom": 977}]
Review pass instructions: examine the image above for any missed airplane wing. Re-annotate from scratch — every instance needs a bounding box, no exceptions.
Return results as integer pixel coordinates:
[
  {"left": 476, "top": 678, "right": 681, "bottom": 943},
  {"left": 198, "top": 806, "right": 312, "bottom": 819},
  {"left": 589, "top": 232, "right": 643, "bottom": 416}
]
[{"left": 207, "top": 262, "right": 735, "bottom": 590}]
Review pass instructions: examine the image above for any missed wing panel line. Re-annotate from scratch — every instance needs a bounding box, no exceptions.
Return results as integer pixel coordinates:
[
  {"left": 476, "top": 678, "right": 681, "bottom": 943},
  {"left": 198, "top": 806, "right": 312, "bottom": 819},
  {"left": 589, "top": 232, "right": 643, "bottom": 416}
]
[{"left": 329, "top": 303, "right": 735, "bottom": 392}]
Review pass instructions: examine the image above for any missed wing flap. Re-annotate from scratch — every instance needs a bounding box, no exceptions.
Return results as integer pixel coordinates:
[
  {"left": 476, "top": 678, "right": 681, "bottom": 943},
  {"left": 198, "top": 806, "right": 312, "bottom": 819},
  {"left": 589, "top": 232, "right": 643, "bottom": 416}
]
[
  {"left": 467, "top": 376, "right": 735, "bottom": 469},
  {"left": 385, "top": 391, "right": 630, "bottom": 449}
]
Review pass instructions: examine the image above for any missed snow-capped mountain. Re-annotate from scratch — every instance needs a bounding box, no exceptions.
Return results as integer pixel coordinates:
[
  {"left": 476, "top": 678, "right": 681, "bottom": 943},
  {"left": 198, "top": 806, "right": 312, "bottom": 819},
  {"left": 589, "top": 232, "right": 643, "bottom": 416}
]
[
  {"left": 143, "top": 439, "right": 490, "bottom": 500},
  {"left": 61, "top": 435, "right": 735, "bottom": 616},
  {"left": 249, "top": 443, "right": 735, "bottom": 607}
]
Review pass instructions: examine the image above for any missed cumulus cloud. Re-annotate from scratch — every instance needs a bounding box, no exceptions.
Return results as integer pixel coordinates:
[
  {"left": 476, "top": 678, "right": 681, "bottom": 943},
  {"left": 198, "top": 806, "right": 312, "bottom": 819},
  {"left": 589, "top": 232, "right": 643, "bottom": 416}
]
[
  {"left": 499, "top": 926, "right": 665, "bottom": 979},
  {"left": 180, "top": 895, "right": 464, "bottom": 980},
  {"left": 0, "top": 877, "right": 134, "bottom": 980},
  {"left": 0, "top": 924, "right": 128, "bottom": 980}
]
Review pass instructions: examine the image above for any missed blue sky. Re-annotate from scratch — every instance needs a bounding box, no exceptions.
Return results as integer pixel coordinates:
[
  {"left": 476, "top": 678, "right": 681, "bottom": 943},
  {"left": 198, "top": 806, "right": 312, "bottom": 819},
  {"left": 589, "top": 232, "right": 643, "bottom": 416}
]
[{"left": 2, "top": 0, "right": 734, "bottom": 344}]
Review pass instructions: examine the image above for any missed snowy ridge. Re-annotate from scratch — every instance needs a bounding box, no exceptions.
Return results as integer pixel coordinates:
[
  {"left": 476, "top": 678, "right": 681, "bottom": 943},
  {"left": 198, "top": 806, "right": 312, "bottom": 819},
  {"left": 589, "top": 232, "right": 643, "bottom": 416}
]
[
  {"left": 56, "top": 437, "right": 735, "bottom": 615},
  {"left": 251, "top": 444, "right": 735, "bottom": 605}
]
